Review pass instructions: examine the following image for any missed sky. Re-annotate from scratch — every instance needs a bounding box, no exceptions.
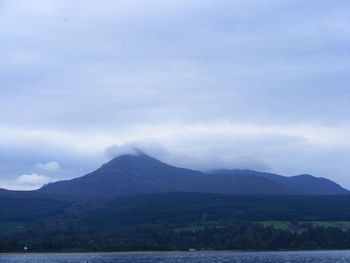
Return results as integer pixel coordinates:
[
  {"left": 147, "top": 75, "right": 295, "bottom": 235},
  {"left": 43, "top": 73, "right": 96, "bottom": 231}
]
[{"left": 0, "top": 0, "right": 349, "bottom": 190}]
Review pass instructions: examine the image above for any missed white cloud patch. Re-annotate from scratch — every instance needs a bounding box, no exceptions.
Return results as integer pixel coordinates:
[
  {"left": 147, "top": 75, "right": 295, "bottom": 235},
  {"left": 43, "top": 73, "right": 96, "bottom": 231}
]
[
  {"left": 36, "top": 161, "right": 60, "bottom": 171},
  {"left": 17, "top": 173, "right": 52, "bottom": 185},
  {"left": 0, "top": 173, "right": 56, "bottom": 190}
]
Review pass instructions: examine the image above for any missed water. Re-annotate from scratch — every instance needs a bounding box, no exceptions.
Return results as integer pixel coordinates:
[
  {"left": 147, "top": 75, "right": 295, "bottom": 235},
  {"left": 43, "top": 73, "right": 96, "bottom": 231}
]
[{"left": 1, "top": 250, "right": 350, "bottom": 263}]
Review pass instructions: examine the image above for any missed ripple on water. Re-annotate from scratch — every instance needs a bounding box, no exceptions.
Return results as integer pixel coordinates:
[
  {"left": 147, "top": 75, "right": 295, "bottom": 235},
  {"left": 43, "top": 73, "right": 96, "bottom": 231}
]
[{"left": 1, "top": 251, "right": 350, "bottom": 263}]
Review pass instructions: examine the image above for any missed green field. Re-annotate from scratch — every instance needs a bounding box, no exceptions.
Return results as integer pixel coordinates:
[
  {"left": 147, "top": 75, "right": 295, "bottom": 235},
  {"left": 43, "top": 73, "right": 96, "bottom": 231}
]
[
  {"left": 259, "top": 221, "right": 350, "bottom": 231},
  {"left": 309, "top": 221, "right": 350, "bottom": 231},
  {"left": 174, "top": 225, "right": 225, "bottom": 233},
  {"left": 259, "top": 221, "right": 290, "bottom": 230}
]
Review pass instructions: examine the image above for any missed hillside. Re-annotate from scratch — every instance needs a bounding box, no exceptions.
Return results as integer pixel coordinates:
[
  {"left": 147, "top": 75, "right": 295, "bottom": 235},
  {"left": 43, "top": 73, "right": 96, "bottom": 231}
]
[{"left": 2, "top": 192, "right": 350, "bottom": 252}]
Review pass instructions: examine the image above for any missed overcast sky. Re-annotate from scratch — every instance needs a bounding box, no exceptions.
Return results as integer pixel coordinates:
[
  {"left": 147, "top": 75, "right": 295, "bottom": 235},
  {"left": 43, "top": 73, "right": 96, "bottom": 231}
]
[{"left": 0, "top": 0, "right": 349, "bottom": 190}]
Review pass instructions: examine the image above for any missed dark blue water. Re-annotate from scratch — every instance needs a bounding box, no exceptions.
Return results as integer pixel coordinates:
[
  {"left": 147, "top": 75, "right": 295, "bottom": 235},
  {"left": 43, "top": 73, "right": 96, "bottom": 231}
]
[{"left": 1, "top": 251, "right": 350, "bottom": 263}]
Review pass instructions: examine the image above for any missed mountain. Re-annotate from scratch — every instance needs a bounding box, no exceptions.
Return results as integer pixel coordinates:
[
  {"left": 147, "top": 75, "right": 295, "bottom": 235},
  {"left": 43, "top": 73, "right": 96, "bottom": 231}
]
[
  {"left": 3, "top": 152, "right": 350, "bottom": 252},
  {"left": 39, "top": 152, "right": 298, "bottom": 197},
  {"left": 39, "top": 152, "right": 349, "bottom": 197}
]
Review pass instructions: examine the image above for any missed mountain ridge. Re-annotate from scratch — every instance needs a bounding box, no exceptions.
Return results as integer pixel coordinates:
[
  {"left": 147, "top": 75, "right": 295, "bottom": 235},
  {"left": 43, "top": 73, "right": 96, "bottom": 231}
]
[
  {"left": 212, "top": 169, "right": 349, "bottom": 195},
  {"left": 38, "top": 152, "right": 349, "bottom": 197}
]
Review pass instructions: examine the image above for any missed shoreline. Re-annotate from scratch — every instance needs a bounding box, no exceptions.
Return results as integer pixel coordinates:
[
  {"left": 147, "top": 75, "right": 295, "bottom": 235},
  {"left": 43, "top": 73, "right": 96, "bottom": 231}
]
[{"left": 2, "top": 249, "right": 350, "bottom": 256}]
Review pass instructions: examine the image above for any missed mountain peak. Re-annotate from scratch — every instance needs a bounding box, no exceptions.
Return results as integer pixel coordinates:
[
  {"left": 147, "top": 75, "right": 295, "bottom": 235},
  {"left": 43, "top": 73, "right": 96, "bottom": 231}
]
[{"left": 101, "top": 150, "right": 163, "bottom": 170}]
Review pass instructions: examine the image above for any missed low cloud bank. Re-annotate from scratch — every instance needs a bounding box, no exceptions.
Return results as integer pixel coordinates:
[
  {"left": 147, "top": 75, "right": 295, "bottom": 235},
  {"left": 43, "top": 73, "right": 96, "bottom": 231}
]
[
  {"left": 105, "top": 141, "right": 170, "bottom": 159},
  {"left": 105, "top": 141, "right": 274, "bottom": 172}
]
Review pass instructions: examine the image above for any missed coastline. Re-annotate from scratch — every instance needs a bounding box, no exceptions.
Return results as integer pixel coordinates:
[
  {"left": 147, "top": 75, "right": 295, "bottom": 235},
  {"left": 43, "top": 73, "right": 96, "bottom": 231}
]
[{"left": 2, "top": 249, "right": 350, "bottom": 256}]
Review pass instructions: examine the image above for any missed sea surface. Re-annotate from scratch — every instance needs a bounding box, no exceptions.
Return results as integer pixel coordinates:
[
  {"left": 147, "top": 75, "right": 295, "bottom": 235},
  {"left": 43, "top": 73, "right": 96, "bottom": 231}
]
[{"left": 1, "top": 250, "right": 350, "bottom": 263}]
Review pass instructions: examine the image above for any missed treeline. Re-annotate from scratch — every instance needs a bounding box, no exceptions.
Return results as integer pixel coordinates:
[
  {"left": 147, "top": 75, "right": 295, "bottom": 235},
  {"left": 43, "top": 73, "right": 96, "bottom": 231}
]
[
  {"left": 2, "top": 192, "right": 350, "bottom": 252},
  {"left": 2, "top": 222, "right": 350, "bottom": 252}
]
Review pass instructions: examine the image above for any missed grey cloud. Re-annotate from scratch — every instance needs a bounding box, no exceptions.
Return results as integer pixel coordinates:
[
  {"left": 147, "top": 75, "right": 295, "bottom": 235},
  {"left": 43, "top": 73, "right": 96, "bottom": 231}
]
[
  {"left": 1, "top": 0, "right": 349, "bottom": 129},
  {"left": 0, "top": 0, "right": 349, "bottom": 189}
]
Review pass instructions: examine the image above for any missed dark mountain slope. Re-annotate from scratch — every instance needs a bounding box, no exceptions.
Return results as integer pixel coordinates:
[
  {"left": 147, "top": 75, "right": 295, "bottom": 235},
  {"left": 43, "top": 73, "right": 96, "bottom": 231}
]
[
  {"left": 83, "top": 192, "right": 350, "bottom": 226},
  {"left": 213, "top": 169, "right": 349, "bottom": 195},
  {"left": 0, "top": 194, "right": 75, "bottom": 223},
  {"left": 39, "top": 153, "right": 300, "bottom": 197}
]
